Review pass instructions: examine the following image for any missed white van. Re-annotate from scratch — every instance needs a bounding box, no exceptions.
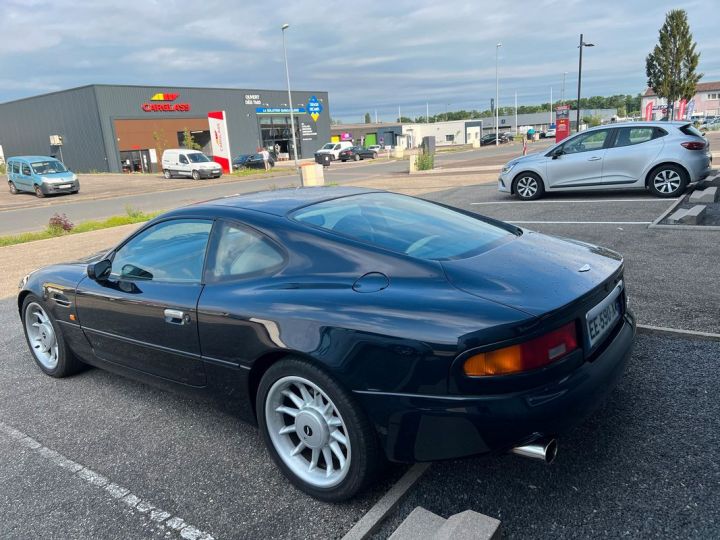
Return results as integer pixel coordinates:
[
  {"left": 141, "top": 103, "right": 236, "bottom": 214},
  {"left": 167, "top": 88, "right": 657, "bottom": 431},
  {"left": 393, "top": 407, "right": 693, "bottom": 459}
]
[
  {"left": 314, "top": 141, "right": 353, "bottom": 160},
  {"left": 161, "top": 149, "right": 223, "bottom": 180}
]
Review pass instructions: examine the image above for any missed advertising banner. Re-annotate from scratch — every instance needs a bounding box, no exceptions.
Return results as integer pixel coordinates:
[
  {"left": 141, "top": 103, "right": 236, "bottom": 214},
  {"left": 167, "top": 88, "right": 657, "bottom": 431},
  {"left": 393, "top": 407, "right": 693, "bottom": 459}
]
[
  {"left": 555, "top": 105, "right": 571, "bottom": 143},
  {"left": 644, "top": 101, "right": 654, "bottom": 121},
  {"left": 208, "top": 110, "right": 232, "bottom": 173},
  {"left": 677, "top": 99, "right": 687, "bottom": 120},
  {"left": 686, "top": 99, "right": 695, "bottom": 120}
]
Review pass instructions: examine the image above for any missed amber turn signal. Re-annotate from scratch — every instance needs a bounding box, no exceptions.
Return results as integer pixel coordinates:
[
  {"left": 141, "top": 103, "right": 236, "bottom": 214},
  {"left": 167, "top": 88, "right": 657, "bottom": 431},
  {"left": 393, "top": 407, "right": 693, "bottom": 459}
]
[{"left": 463, "top": 321, "right": 578, "bottom": 376}]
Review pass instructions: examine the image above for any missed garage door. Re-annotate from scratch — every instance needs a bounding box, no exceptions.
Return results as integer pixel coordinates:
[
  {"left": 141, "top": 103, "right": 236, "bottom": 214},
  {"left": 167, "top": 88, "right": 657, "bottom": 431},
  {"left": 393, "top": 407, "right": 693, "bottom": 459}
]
[{"left": 365, "top": 133, "right": 377, "bottom": 146}]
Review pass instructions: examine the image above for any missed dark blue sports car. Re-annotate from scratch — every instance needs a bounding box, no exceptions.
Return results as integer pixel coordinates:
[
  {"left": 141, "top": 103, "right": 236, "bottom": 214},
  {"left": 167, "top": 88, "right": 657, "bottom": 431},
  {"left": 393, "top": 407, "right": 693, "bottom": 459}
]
[{"left": 18, "top": 187, "right": 635, "bottom": 501}]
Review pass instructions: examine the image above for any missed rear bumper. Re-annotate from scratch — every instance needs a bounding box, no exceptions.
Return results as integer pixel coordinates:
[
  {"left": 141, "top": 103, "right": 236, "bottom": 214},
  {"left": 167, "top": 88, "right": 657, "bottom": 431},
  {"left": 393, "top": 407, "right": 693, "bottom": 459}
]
[{"left": 356, "top": 310, "right": 636, "bottom": 462}]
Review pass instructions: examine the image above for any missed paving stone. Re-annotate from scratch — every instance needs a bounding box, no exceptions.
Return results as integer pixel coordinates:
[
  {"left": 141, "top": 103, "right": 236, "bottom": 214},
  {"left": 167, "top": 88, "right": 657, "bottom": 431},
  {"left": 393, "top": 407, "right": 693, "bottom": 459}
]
[
  {"left": 668, "top": 205, "right": 706, "bottom": 225},
  {"left": 389, "top": 507, "right": 446, "bottom": 540},
  {"left": 689, "top": 186, "right": 718, "bottom": 204},
  {"left": 435, "top": 510, "right": 502, "bottom": 540}
]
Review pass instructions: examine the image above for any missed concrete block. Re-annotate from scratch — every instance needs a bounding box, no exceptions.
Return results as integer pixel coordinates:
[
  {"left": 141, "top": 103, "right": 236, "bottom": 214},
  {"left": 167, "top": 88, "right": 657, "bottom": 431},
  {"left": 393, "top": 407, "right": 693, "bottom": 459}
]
[
  {"left": 389, "top": 507, "right": 446, "bottom": 540},
  {"left": 668, "top": 205, "right": 706, "bottom": 225},
  {"left": 300, "top": 163, "right": 324, "bottom": 186},
  {"left": 667, "top": 208, "right": 688, "bottom": 224},
  {"left": 689, "top": 186, "right": 718, "bottom": 204},
  {"left": 435, "top": 510, "right": 502, "bottom": 540}
]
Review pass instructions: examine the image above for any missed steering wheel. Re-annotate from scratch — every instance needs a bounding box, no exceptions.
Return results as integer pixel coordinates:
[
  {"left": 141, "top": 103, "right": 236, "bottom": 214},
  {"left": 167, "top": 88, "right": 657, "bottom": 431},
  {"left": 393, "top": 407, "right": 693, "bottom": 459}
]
[{"left": 406, "top": 235, "right": 440, "bottom": 256}]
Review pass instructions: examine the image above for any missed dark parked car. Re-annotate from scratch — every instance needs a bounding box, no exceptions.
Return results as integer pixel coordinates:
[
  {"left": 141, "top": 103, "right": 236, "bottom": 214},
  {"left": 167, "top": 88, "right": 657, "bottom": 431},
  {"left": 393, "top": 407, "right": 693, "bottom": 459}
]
[
  {"left": 338, "top": 146, "right": 379, "bottom": 162},
  {"left": 18, "top": 187, "right": 634, "bottom": 501},
  {"left": 480, "top": 133, "right": 509, "bottom": 146},
  {"left": 233, "top": 153, "right": 275, "bottom": 170}
]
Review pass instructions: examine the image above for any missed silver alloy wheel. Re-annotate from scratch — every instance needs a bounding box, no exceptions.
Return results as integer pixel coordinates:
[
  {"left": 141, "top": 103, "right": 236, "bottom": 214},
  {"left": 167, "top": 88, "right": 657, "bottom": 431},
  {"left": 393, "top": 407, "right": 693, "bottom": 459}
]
[
  {"left": 265, "top": 375, "right": 351, "bottom": 488},
  {"left": 653, "top": 169, "right": 681, "bottom": 194},
  {"left": 9, "top": 182, "right": 17, "bottom": 194},
  {"left": 164, "top": 169, "right": 171, "bottom": 179},
  {"left": 516, "top": 176, "right": 538, "bottom": 198},
  {"left": 24, "top": 302, "right": 59, "bottom": 370}
]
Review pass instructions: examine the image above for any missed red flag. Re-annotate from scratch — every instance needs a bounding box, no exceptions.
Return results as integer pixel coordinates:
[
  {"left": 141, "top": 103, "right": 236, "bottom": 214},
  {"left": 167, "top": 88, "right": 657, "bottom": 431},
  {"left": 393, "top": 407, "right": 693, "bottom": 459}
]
[
  {"left": 678, "top": 99, "right": 687, "bottom": 120},
  {"left": 644, "top": 102, "right": 654, "bottom": 121}
]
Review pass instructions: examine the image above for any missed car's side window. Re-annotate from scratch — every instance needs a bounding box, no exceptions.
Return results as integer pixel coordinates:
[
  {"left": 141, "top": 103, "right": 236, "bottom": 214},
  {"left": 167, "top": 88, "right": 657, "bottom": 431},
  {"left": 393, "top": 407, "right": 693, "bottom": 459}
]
[
  {"left": 179, "top": 155, "right": 188, "bottom": 164},
  {"left": 21, "top": 164, "right": 31, "bottom": 176},
  {"left": 614, "top": 127, "right": 655, "bottom": 148},
  {"left": 207, "top": 221, "right": 284, "bottom": 281},
  {"left": 111, "top": 219, "right": 213, "bottom": 283},
  {"left": 563, "top": 130, "right": 609, "bottom": 154}
]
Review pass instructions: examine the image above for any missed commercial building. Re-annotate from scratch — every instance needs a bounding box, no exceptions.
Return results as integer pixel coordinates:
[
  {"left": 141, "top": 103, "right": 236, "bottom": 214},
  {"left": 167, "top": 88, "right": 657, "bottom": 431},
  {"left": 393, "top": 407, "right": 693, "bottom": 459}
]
[
  {"left": 332, "top": 109, "right": 616, "bottom": 149},
  {"left": 642, "top": 81, "right": 720, "bottom": 120},
  {"left": 0, "top": 84, "right": 331, "bottom": 173}
]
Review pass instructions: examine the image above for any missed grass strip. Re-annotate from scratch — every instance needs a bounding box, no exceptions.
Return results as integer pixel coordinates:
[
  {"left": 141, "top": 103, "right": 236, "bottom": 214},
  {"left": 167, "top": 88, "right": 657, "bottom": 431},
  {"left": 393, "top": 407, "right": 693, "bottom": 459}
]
[{"left": 0, "top": 210, "right": 163, "bottom": 248}]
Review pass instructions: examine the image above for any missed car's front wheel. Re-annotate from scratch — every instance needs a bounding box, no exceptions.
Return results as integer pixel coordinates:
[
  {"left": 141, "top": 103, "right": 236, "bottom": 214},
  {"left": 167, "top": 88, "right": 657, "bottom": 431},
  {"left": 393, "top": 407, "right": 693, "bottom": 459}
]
[
  {"left": 648, "top": 164, "right": 687, "bottom": 198},
  {"left": 34, "top": 186, "right": 45, "bottom": 198},
  {"left": 163, "top": 169, "right": 172, "bottom": 179},
  {"left": 8, "top": 181, "right": 18, "bottom": 194},
  {"left": 257, "top": 358, "right": 381, "bottom": 502},
  {"left": 514, "top": 172, "right": 545, "bottom": 200},
  {"left": 21, "top": 295, "right": 85, "bottom": 377},
  {"left": 192, "top": 170, "right": 200, "bottom": 180}
]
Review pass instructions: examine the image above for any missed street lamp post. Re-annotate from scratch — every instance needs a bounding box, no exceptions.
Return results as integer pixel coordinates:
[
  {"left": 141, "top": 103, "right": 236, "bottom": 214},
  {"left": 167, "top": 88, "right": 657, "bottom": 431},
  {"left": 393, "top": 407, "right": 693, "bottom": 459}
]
[
  {"left": 281, "top": 23, "right": 299, "bottom": 171},
  {"left": 561, "top": 71, "right": 568, "bottom": 104},
  {"left": 576, "top": 34, "right": 594, "bottom": 133},
  {"left": 495, "top": 42, "right": 502, "bottom": 146}
]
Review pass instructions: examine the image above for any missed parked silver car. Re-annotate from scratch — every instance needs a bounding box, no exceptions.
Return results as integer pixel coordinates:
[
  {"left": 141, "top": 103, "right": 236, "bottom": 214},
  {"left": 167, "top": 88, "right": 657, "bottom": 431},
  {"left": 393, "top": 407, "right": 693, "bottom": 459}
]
[{"left": 498, "top": 122, "right": 712, "bottom": 200}]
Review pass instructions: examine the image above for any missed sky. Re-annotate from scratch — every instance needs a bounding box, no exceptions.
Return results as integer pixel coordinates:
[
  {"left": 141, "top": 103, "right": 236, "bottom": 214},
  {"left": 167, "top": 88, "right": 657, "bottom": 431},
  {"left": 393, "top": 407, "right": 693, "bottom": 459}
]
[{"left": 1, "top": 0, "right": 718, "bottom": 123}]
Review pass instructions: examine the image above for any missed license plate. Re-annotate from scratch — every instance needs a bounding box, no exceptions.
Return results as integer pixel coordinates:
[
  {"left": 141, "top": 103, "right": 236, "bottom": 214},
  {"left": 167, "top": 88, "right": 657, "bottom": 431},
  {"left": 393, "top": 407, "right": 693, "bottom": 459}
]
[
  {"left": 585, "top": 281, "right": 623, "bottom": 348},
  {"left": 58, "top": 184, "right": 71, "bottom": 188}
]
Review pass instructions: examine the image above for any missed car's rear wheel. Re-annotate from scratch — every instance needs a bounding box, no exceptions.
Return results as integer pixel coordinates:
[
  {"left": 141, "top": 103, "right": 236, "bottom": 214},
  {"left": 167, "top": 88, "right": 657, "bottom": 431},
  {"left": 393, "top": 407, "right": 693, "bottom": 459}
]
[
  {"left": 192, "top": 170, "right": 200, "bottom": 180},
  {"left": 648, "top": 164, "right": 687, "bottom": 198},
  {"left": 354, "top": 154, "right": 360, "bottom": 161},
  {"left": 257, "top": 358, "right": 381, "bottom": 502},
  {"left": 8, "top": 181, "right": 18, "bottom": 194},
  {"left": 372, "top": 152, "right": 378, "bottom": 159},
  {"left": 21, "top": 295, "right": 84, "bottom": 378},
  {"left": 34, "top": 186, "right": 45, "bottom": 198},
  {"left": 514, "top": 172, "right": 544, "bottom": 200},
  {"left": 163, "top": 169, "right": 172, "bottom": 179}
]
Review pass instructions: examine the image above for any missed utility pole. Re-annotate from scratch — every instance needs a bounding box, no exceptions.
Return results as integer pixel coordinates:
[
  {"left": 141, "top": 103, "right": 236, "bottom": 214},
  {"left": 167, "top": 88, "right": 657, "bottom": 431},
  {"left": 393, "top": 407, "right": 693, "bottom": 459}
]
[
  {"left": 550, "top": 87, "right": 553, "bottom": 126},
  {"left": 426, "top": 102, "right": 429, "bottom": 123},
  {"left": 375, "top": 109, "right": 378, "bottom": 123},
  {"left": 495, "top": 42, "right": 502, "bottom": 146},
  {"left": 514, "top": 91, "right": 518, "bottom": 136},
  {"left": 398, "top": 105, "right": 401, "bottom": 123},
  {"left": 561, "top": 71, "right": 567, "bottom": 104},
  {"left": 577, "top": 34, "right": 595, "bottom": 133},
  {"left": 281, "top": 24, "right": 299, "bottom": 171}
]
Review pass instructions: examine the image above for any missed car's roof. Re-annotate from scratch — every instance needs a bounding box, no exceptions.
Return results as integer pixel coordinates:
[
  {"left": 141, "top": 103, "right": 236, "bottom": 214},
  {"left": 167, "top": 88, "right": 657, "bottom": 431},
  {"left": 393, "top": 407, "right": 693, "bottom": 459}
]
[
  {"left": 203, "top": 186, "right": 382, "bottom": 216},
  {"left": 9, "top": 156, "right": 59, "bottom": 161},
  {"left": 585, "top": 120, "right": 690, "bottom": 131}
]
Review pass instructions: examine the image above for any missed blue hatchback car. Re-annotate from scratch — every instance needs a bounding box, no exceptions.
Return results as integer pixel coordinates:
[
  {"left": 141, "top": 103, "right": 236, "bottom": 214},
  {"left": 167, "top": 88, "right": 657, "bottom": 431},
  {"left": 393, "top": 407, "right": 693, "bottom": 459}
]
[{"left": 6, "top": 156, "right": 79, "bottom": 197}]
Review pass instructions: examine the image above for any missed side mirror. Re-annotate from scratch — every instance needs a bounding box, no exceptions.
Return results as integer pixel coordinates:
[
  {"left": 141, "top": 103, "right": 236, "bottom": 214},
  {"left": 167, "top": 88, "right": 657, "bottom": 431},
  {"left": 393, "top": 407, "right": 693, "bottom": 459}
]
[
  {"left": 87, "top": 259, "right": 112, "bottom": 281},
  {"left": 551, "top": 148, "right": 564, "bottom": 159}
]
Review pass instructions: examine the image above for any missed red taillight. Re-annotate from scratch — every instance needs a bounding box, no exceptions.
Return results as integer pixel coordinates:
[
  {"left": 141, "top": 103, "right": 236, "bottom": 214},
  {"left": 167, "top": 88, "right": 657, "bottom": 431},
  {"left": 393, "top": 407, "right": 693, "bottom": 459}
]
[
  {"left": 681, "top": 141, "right": 706, "bottom": 150},
  {"left": 463, "top": 322, "right": 579, "bottom": 376}
]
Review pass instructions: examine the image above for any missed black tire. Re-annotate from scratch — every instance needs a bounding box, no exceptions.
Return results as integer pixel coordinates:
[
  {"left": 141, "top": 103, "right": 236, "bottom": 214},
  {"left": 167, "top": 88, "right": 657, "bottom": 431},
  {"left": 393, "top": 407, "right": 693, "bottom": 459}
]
[
  {"left": 647, "top": 164, "right": 688, "bottom": 198},
  {"left": 34, "top": 186, "right": 45, "bottom": 198},
  {"left": 256, "top": 357, "right": 382, "bottom": 502},
  {"left": 8, "top": 181, "right": 18, "bottom": 194},
  {"left": 372, "top": 152, "right": 378, "bottom": 159},
  {"left": 513, "top": 172, "right": 545, "bottom": 200},
  {"left": 192, "top": 170, "right": 200, "bottom": 180},
  {"left": 341, "top": 159, "right": 347, "bottom": 162},
  {"left": 20, "top": 294, "right": 85, "bottom": 378},
  {"left": 163, "top": 169, "right": 172, "bottom": 179}
]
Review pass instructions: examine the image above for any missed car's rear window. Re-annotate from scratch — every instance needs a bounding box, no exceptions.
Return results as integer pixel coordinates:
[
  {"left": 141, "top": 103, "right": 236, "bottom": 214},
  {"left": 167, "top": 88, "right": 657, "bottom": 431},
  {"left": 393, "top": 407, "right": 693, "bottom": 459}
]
[
  {"left": 680, "top": 124, "right": 704, "bottom": 137},
  {"left": 291, "top": 193, "right": 515, "bottom": 260}
]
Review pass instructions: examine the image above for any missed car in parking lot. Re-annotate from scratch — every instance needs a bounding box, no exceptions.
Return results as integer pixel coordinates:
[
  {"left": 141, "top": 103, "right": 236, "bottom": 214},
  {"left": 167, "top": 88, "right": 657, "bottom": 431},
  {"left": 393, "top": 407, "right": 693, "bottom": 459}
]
[
  {"left": 498, "top": 121, "right": 712, "bottom": 200},
  {"left": 18, "top": 187, "right": 635, "bottom": 501},
  {"left": 315, "top": 141, "right": 353, "bottom": 161},
  {"left": 367, "top": 145, "right": 382, "bottom": 153},
  {"left": 6, "top": 156, "right": 79, "bottom": 198},
  {"left": 337, "top": 146, "right": 378, "bottom": 162},
  {"left": 233, "top": 153, "right": 275, "bottom": 170},
  {"left": 480, "top": 133, "right": 509, "bottom": 146},
  {"left": 161, "top": 149, "right": 223, "bottom": 180}
]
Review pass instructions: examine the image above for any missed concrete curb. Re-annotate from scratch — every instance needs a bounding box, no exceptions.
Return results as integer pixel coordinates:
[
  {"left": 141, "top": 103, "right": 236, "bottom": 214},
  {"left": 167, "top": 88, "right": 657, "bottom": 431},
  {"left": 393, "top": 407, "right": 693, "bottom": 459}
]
[
  {"left": 648, "top": 179, "right": 720, "bottom": 230},
  {"left": 341, "top": 463, "right": 431, "bottom": 540}
]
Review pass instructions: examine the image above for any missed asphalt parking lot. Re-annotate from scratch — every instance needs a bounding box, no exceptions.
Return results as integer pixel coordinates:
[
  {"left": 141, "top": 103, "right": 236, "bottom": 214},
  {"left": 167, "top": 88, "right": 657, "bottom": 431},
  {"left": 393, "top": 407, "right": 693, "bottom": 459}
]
[{"left": 1, "top": 177, "right": 718, "bottom": 539}]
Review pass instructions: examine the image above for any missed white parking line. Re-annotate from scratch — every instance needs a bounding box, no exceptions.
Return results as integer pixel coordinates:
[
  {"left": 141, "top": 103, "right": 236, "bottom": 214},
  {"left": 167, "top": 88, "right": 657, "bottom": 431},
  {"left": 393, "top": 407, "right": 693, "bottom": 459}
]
[
  {"left": 0, "top": 420, "right": 214, "bottom": 540},
  {"left": 508, "top": 221, "right": 652, "bottom": 225},
  {"left": 637, "top": 324, "right": 720, "bottom": 341},
  {"left": 471, "top": 198, "right": 678, "bottom": 205}
]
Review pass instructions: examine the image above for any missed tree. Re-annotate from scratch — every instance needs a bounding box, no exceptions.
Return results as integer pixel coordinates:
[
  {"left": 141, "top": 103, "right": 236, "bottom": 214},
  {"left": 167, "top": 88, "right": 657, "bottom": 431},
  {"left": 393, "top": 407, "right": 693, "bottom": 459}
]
[
  {"left": 182, "top": 128, "right": 202, "bottom": 150},
  {"left": 646, "top": 9, "right": 702, "bottom": 120},
  {"left": 364, "top": 112, "right": 372, "bottom": 124}
]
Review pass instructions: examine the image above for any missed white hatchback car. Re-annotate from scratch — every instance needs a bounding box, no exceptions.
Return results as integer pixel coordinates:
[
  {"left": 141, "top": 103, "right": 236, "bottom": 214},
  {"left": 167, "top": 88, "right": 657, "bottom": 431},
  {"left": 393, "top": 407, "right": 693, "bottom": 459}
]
[
  {"left": 161, "top": 149, "right": 222, "bottom": 180},
  {"left": 498, "top": 122, "right": 712, "bottom": 200}
]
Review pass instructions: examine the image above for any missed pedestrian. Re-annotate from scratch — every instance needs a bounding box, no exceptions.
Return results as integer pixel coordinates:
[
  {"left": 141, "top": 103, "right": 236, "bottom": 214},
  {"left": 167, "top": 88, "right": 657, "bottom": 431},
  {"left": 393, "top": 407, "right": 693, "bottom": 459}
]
[
  {"left": 527, "top": 127, "right": 535, "bottom": 141},
  {"left": 261, "top": 147, "right": 270, "bottom": 170},
  {"left": 274, "top": 143, "right": 280, "bottom": 155}
]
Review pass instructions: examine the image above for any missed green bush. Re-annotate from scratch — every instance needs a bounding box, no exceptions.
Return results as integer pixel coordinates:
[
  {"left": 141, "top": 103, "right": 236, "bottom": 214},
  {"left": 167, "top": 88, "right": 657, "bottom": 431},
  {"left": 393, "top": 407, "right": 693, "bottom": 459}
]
[
  {"left": 0, "top": 163, "right": 5, "bottom": 175},
  {"left": 416, "top": 151, "right": 434, "bottom": 171}
]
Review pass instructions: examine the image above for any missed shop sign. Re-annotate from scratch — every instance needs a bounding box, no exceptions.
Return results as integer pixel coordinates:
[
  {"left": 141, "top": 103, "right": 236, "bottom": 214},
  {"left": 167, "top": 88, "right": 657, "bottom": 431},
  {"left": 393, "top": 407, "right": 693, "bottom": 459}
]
[
  {"left": 340, "top": 132, "right": 352, "bottom": 141},
  {"left": 308, "top": 96, "right": 323, "bottom": 122},
  {"left": 141, "top": 92, "right": 191, "bottom": 112},
  {"left": 245, "top": 94, "right": 261, "bottom": 105},
  {"left": 300, "top": 122, "right": 317, "bottom": 141},
  {"left": 555, "top": 105, "right": 571, "bottom": 143},
  {"left": 208, "top": 111, "right": 232, "bottom": 173},
  {"left": 256, "top": 107, "right": 306, "bottom": 114}
]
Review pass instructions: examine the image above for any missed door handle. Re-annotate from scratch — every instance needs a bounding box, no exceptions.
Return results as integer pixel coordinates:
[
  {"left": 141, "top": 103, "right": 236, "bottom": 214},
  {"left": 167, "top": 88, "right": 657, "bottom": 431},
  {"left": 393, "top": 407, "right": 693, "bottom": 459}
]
[
  {"left": 164, "top": 309, "right": 189, "bottom": 325},
  {"left": 588, "top": 156, "right": 602, "bottom": 161}
]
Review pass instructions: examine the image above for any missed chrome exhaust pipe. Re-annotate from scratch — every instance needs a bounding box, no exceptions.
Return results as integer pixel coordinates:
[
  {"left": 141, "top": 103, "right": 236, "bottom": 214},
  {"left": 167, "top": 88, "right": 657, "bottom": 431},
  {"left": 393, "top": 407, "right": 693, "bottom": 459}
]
[{"left": 510, "top": 437, "right": 558, "bottom": 464}]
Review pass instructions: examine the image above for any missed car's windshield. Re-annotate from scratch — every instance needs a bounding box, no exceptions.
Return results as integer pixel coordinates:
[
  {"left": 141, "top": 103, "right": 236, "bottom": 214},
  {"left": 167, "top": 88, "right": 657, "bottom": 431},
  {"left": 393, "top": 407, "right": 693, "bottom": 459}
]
[
  {"left": 31, "top": 160, "right": 67, "bottom": 174},
  {"left": 187, "top": 153, "right": 211, "bottom": 163},
  {"left": 292, "top": 193, "right": 514, "bottom": 260}
]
